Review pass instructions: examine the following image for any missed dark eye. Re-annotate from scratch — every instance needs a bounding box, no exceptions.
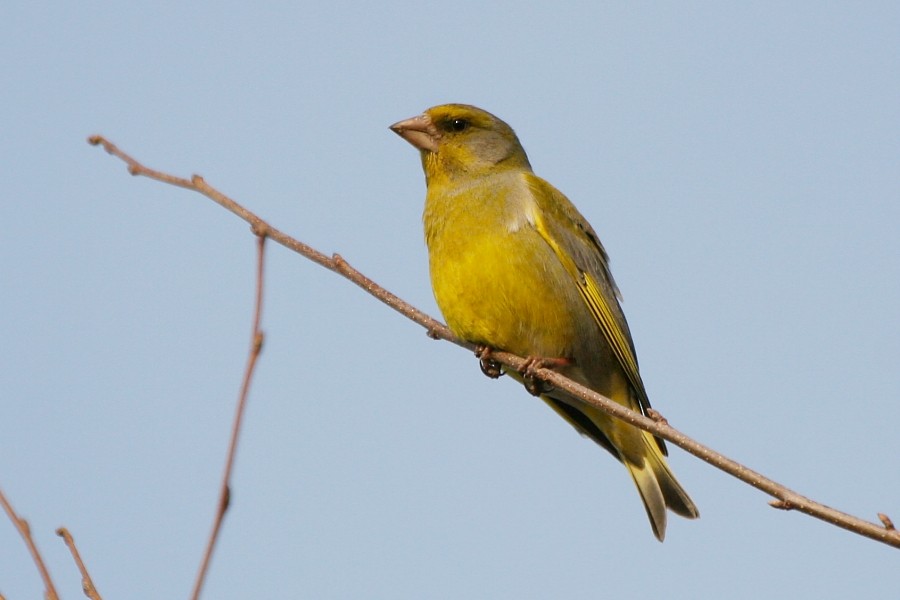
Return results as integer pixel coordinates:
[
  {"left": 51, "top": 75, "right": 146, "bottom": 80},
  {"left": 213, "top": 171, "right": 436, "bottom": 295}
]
[{"left": 446, "top": 118, "right": 469, "bottom": 132}]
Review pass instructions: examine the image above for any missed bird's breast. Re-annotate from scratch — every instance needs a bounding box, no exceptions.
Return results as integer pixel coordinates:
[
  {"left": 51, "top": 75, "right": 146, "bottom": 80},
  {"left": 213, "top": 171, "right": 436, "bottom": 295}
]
[{"left": 423, "top": 176, "right": 589, "bottom": 359}]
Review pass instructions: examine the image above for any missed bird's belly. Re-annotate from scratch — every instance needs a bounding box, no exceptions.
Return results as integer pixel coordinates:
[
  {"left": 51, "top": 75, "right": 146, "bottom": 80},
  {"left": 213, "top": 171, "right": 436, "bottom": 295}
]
[{"left": 429, "top": 229, "right": 586, "bottom": 360}]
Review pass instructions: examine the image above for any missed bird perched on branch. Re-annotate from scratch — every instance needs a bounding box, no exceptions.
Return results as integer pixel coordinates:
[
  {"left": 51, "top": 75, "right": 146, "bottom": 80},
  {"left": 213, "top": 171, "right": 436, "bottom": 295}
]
[{"left": 390, "top": 103, "right": 698, "bottom": 540}]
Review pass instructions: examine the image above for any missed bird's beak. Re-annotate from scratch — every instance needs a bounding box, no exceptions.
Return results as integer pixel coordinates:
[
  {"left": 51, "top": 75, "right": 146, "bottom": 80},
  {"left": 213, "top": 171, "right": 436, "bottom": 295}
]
[{"left": 389, "top": 113, "right": 440, "bottom": 153}]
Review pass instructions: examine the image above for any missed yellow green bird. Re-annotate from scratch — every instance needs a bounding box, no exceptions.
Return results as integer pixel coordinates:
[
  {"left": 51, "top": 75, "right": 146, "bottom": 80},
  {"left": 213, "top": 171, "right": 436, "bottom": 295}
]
[{"left": 390, "top": 103, "right": 698, "bottom": 540}]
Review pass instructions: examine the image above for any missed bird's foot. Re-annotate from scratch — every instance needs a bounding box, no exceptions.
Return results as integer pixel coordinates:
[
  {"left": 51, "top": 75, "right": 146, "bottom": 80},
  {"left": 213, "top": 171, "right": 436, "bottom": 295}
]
[
  {"left": 475, "top": 345, "right": 503, "bottom": 379},
  {"left": 519, "top": 356, "right": 573, "bottom": 396}
]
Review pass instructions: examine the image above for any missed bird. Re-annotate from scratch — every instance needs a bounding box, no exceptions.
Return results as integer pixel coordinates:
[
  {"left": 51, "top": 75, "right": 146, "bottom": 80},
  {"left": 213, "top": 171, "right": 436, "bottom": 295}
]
[{"left": 390, "top": 103, "right": 698, "bottom": 540}]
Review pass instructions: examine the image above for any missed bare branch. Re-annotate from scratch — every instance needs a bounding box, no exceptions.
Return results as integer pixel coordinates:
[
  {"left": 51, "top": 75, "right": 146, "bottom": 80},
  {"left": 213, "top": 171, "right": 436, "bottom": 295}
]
[
  {"left": 86, "top": 135, "right": 447, "bottom": 338},
  {"left": 190, "top": 232, "right": 268, "bottom": 600},
  {"left": 0, "top": 487, "right": 60, "bottom": 600},
  {"left": 56, "top": 528, "right": 103, "bottom": 600},
  {"left": 88, "top": 135, "right": 900, "bottom": 550}
]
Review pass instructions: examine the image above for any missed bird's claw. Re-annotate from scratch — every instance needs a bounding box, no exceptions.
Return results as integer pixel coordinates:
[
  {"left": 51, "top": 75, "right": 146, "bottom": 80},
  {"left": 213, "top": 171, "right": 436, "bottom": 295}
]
[
  {"left": 519, "top": 356, "right": 572, "bottom": 396},
  {"left": 475, "top": 346, "right": 503, "bottom": 379}
]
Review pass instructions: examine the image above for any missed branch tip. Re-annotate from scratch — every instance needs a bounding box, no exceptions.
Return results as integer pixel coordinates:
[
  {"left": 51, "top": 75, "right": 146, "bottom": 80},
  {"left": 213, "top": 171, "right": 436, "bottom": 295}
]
[
  {"left": 769, "top": 499, "right": 794, "bottom": 511},
  {"left": 56, "top": 526, "right": 103, "bottom": 600},
  {"left": 192, "top": 228, "right": 266, "bottom": 599},
  {"left": 878, "top": 513, "right": 895, "bottom": 531}
]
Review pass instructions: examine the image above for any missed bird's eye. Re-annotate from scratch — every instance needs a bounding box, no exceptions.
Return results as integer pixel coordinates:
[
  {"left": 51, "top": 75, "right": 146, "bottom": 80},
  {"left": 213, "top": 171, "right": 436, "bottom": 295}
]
[{"left": 447, "top": 118, "right": 469, "bottom": 132}]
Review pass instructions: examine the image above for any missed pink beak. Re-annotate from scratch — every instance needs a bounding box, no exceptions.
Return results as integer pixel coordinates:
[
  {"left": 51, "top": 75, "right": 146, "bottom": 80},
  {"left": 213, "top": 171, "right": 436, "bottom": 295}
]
[{"left": 389, "top": 113, "right": 441, "bottom": 153}]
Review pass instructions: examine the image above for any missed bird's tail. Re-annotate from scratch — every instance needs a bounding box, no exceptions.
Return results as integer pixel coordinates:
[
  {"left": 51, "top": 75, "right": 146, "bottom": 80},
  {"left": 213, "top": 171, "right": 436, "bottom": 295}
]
[
  {"left": 625, "top": 433, "right": 699, "bottom": 541},
  {"left": 541, "top": 392, "right": 698, "bottom": 540}
]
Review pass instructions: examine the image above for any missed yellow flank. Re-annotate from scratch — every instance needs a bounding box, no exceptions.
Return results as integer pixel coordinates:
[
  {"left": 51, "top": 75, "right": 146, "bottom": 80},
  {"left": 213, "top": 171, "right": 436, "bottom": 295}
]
[{"left": 391, "top": 103, "right": 699, "bottom": 541}]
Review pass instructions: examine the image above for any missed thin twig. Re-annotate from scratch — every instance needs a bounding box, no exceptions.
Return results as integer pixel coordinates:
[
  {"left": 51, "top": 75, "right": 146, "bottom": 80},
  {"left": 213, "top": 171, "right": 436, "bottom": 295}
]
[
  {"left": 0, "top": 487, "right": 60, "bottom": 600},
  {"left": 56, "top": 527, "right": 103, "bottom": 600},
  {"left": 189, "top": 231, "right": 268, "bottom": 600},
  {"left": 88, "top": 135, "right": 900, "bottom": 550},
  {"left": 86, "top": 136, "right": 444, "bottom": 335}
]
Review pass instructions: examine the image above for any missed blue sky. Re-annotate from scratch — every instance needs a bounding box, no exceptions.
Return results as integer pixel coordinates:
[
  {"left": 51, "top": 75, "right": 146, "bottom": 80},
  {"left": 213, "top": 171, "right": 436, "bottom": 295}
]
[{"left": 2, "top": 2, "right": 899, "bottom": 598}]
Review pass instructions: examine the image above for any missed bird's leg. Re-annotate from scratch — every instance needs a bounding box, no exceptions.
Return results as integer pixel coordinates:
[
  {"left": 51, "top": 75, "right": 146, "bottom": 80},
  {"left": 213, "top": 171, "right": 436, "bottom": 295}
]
[
  {"left": 475, "top": 345, "right": 503, "bottom": 379},
  {"left": 520, "top": 356, "right": 573, "bottom": 396}
]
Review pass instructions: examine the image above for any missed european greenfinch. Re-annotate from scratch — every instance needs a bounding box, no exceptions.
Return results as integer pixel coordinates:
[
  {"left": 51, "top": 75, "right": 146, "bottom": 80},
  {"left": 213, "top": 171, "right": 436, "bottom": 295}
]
[{"left": 390, "top": 104, "right": 698, "bottom": 540}]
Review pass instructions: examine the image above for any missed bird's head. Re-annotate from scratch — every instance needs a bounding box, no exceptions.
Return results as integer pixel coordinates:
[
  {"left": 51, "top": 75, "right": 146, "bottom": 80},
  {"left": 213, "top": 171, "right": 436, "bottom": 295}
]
[{"left": 390, "top": 104, "right": 532, "bottom": 185}]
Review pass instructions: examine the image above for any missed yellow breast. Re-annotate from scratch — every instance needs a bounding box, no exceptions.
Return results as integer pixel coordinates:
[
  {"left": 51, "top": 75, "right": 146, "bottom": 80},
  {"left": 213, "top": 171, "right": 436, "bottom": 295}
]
[{"left": 423, "top": 171, "right": 587, "bottom": 359}]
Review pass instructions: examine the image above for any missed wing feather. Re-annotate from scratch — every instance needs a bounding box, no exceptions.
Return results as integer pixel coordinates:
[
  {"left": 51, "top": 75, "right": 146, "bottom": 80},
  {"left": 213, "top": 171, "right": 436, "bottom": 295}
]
[{"left": 524, "top": 173, "right": 651, "bottom": 409}]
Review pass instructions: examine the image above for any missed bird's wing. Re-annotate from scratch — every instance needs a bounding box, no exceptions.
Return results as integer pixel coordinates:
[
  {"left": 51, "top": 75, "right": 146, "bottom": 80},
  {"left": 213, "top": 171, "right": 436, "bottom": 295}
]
[{"left": 524, "top": 173, "right": 652, "bottom": 410}]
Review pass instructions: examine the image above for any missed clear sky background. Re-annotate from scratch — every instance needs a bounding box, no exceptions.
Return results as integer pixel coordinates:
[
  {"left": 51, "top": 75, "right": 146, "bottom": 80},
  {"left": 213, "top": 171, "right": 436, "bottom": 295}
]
[{"left": 2, "top": 2, "right": 899, "bottom": 598}]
